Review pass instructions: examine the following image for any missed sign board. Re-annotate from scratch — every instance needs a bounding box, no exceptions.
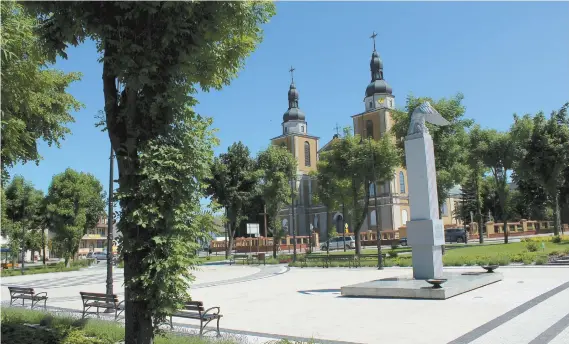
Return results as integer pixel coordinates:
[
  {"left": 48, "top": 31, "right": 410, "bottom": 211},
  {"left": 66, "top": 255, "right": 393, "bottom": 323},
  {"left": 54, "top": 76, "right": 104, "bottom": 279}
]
[{"left": 247, "top": 223, "right": 260, "bottom": 237}]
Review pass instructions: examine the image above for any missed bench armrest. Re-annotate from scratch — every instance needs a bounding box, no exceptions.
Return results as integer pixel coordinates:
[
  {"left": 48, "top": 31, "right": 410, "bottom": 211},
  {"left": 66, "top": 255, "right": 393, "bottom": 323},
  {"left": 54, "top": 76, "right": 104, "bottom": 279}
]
[
  {"left": 34, "top": 292, "right": 48, "bottom": 298},
  {"left": 117, "top": 300, "right": 125, "bottom": 310},
  {"left": 203, "top": 306, "right": 221, "bottom": 317}
]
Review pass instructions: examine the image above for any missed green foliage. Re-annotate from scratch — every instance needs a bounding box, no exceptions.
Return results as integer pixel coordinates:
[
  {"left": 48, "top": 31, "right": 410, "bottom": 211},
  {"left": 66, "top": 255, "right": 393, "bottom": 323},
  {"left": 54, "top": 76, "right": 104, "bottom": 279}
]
[
  {"left": 315, "top": 128, "right": 399, "bottom": 252},
  {"left": 0, "top": 2, "right": 83, "bottom": 181},
  {"left": 391, "top": 93, "right": 473, "bottom": 206},
  {"left": 387, "top": 249, "right": 398, "bottom": 258},
  {"left": 257, "top": 145, "right": 297, "bottom": 257},
  {"left": 535, "top": 255, "right": 548, "bottom": 265},
  {"left": 44, "top": 169, "right": 106, "bottom": 266},
  {"left": 205, "top": 142, "right": 258, "bottom": 252},
  {"left": 515, "top": 103, "right": 569, "bottom": 236},
  {"left": 2, "top": 176, "right": 45, "bottom": 263},
  {"left": 552, "top": 235, "right": 562, "bottom": 243},
  {"left": 25, "top": 2, "right": 276, "bottom": 340}
]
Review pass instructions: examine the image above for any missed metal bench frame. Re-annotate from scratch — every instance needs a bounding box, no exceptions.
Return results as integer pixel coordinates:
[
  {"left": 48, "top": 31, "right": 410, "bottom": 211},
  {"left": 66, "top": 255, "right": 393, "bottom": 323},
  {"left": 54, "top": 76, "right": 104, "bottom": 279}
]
[
  {"left": 327, "top": 254, "right": 356, "bottom": 268},
  {"left": 355, "top": 253, "right": 386, "bottom": 267},
  {"left": 80, "top": 292, "right": 124, "bottom": 320},
  {"left": 169, "top": 301, "right": 222, "bottom": 337},
  {"left": 301, "top": 255, "right": 328, "bottom": 268},
  {"left": 229, "top": 254, "right": 249, "bottom": 265},
  {"left": 8, "top": 286, "right": 48, "bottom": 310}
]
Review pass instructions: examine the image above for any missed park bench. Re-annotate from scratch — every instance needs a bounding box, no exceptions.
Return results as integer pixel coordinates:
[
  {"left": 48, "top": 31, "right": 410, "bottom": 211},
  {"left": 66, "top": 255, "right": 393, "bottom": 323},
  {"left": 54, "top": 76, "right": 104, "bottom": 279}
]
[
  {"left": 248, "top": 253, "right": 266, "bottom": 265},
  {"left": 80, "top": 292, "right": 124, "bottom": 320},
  {"left": 229, "top": 253, "right": 249, "bottom": 265},
  {"left": 301, "top": 255, "right": 328, "bottom": 268},
  {"left": 169, "top": 301, "right": 222, "bottom": 337},
  {"left": 355, "top": 253, "right": 386, "bottom": 267},
  {"left": 326, "top": 254, "right": 357, "bottom": 268},
  {"left": 8, "top": 286, "right": 48, "bottom": 310}
]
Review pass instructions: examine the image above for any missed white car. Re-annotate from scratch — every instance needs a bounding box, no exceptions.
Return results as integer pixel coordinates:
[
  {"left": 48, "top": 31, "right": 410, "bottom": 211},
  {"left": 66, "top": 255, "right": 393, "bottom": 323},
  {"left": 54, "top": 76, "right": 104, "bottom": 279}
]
[{"left": 321, "top": 236, "right": 356, "bottom": 251}]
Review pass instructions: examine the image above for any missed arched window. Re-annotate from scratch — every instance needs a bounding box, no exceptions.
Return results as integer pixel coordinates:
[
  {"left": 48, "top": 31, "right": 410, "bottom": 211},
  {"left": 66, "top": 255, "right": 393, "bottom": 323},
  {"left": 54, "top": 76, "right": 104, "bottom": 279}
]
[
  {"left": 441, "top": 203, "right": 448, "bottom": 217},
  {"left": 369, "top": 182, "right": 376, "bottom": 197},
  {"left": 366, "top": 120, "right": 374, "bottom": 139},
  {"left": 402, "top": 210, "right": 409, "bottom": 224},
  {"left": 304, "top": 141, "right": 311, "bottom": 166},
  {"left": 370, "top": 210, "right": 377, "bottom": 226},
  {"left": 399, "top": 171, "right": 406, "bottom": 194}
]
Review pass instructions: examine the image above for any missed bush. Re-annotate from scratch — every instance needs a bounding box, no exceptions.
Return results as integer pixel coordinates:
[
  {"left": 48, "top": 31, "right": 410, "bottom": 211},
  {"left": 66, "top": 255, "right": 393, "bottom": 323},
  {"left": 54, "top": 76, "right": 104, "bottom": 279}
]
[
  {"left": 387, "top": 250, "right": 398, "bottom": 258},
  {"left": 564, "top": 247, "right": 569, "bottom": 255},
  {"left": 525, "top": 241, "right": 539, "bottom": 252},
  {"left": 552, "top": 235, "right": 561, "bottom": 243},
  {"left": 535, "top": 255, "right": 548, "bottom": 265},
  {"left": 391, "top": 244, "right": 399, "bottom": 250}
]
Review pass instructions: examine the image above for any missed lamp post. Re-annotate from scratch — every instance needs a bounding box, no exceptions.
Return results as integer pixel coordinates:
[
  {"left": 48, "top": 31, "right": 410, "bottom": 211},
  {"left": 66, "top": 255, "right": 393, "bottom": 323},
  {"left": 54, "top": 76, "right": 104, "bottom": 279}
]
[
  {"left": 106, "top": 146, "right": 114, "bottom": 300},
  {"left": 290, "top": 174, "right": 298, "bottom": 262},
  {"left": 368, "top": 136, "right": 383, "bottom": 270}
]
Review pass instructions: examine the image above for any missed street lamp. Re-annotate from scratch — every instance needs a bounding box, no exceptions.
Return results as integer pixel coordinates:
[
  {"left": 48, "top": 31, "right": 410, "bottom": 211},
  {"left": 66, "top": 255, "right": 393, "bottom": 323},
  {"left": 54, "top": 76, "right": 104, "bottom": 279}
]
[
  {"left": 362, "top": 129, "right": 383, "bottom": 269},
  {"left": 106, "top": 146, "right": 115, "bottom": 300},
  {"left": 290, "top": 174, "right": 300, "bottom": 262}
]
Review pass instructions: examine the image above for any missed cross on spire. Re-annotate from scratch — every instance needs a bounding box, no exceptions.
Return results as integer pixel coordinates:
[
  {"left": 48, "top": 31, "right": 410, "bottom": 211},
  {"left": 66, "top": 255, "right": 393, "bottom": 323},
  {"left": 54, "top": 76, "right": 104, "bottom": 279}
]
[
  {"left": 289, "top": 66, "right": 295, "bottom": 83},
  {"left": 370, "top": 31, "right": 378, "bottom": 51},
  {"left": 334, "top": 123, "right": 341, "bottom": 135}
]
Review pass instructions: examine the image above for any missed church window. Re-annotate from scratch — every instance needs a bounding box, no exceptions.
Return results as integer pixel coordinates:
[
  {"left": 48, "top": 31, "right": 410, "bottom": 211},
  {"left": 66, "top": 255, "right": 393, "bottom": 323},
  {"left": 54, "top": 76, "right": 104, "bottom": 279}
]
[
  {"left": 304, "top": 142, "right": 311, "bottom": 166},
  {"left": 399, "top": 171, "right": 406, "bottom": 194},
  {"left": 370, "top": 210, "right": 377, "bottom": 226},
  {"left": 301, "top": 126, "right": 304, "bottom": 132},
  {"left": 402, "top": 210, "right": 409, "bottom": 224},
  {"left": 285, "top": 127, "right": 288, "bottom": 133},
  {"left": 369, "top": 101, "right": 373, "bottom": 109},
  {"left": 366, "top": 120, "right": 374, "bottom": 139}
]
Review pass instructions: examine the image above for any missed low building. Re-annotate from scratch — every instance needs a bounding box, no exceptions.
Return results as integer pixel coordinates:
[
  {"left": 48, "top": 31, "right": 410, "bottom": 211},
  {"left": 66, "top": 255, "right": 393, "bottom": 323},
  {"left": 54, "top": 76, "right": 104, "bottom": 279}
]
[{"left": 78, "top": 217, "right": 117, "bottom": 256}]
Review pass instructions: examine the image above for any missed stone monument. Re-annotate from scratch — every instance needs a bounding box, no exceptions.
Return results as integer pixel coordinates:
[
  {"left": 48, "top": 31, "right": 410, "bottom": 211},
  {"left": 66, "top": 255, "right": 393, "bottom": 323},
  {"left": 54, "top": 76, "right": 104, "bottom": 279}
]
[
  {"left": 404, "top": 101, "right": 449, "bottom": 279},
  {"left": 340, "top": 102, "right": 502, "bottom": 299}
]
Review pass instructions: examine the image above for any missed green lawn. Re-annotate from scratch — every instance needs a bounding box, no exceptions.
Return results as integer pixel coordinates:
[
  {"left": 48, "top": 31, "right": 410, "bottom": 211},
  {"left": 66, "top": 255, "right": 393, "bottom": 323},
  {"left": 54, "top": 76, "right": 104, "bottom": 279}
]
[
  {"left": 1, "top": 307, "right": 311, "bottom": 344},
  {"left": 444, "top": 241, "right": 569, "bottom": 259}
]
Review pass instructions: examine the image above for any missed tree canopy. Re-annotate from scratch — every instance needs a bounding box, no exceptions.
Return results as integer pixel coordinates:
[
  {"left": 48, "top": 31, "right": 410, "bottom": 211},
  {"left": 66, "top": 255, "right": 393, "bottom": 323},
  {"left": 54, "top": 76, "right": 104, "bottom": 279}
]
[
  {"left": 25, "top": 2, "right": 276, "bottom": 342},
  {"left": 0, "top": 1, "right": 82, "bottom": 181},
  {"left": 44, "top": 168, "right": 106, "bottom": 266},
  {"left": 316, "top": 128, "right": 399, "bottom": 253},
  {"left": 206, "top": 141, "right": 258, "bottom": 257},
  {"left": 256, "top": 145, "right": 297, "bottom": 258},
  {"left": 391, "top": 93, "right": 472, "bottom": 207}
]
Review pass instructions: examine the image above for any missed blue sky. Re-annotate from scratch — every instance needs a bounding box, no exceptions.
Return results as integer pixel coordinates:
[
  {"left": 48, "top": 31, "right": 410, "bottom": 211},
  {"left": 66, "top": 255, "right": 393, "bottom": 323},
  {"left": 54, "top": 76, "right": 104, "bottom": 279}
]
[{"left": 10, "top": 1, "right": 569, "bottom": 196}]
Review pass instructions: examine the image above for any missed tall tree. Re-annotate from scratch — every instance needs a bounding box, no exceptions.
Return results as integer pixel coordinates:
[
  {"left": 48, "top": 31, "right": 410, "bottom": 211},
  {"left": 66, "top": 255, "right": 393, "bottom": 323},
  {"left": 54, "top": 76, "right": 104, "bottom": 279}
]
[
  {"left": 317, "top": 129, "right": 399, "bottom": 253},
  {"left": 464, "top": 125, "right": 490, "bottom": 243},
  {"left": 391, "top": 94, "right": 472, "bottom": 209},
  {"left": 516, "top": 103, "right": 569, "bottom": 236},
  {"left": 2, "top": 176, "right": 45, "bottom": 268},
  {"left": 27, "top": 2, "right": 275, "bottom": 342},
  {"left": 256, "top": 145, "right": 297, "bottom": 258},
  {"left": 206, "top": 142, "right": 258, "bottom": 258},
  {"left": 0, "top": 1, "right": 82, "bottom": 182},
  {"left": 480, "top": 130, "right": 515, "bottom": 243},
  {"left": 44, "top": 169, "right": 106, "bottom": 266}
]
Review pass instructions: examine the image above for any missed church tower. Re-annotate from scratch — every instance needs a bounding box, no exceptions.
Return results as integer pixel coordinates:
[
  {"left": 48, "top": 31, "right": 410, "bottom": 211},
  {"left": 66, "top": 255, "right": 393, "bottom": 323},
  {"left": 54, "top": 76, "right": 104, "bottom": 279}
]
[
  {"left": 271, "top": 68, "right": 320, "bottom": 236},
  {"left": 352, "top": 32, "right": 410, "bottom": 234}
]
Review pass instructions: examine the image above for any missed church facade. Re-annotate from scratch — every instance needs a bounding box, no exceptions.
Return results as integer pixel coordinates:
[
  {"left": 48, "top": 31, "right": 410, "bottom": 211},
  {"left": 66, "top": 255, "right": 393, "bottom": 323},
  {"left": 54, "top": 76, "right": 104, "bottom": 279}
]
[{"left": 270, "top": 39, "right": 459, "bottom": 241}]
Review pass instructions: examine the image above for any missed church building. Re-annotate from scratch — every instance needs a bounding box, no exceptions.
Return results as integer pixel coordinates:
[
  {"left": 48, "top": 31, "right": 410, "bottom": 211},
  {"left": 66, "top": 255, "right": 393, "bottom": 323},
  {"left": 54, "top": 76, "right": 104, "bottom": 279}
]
[{"left": 270, "top": 35, "right": 458, "bottom": 241}]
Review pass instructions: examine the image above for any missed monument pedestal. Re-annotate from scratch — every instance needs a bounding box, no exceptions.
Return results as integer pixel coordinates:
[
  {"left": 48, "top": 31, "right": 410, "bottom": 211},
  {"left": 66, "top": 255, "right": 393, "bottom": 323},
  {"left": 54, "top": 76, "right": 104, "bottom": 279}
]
[
  {"left": 407, "top": 219, "right": 444, "bottom": 279},
  {"left": 341, "top": 271, "right": 503, "bottom": 300}
]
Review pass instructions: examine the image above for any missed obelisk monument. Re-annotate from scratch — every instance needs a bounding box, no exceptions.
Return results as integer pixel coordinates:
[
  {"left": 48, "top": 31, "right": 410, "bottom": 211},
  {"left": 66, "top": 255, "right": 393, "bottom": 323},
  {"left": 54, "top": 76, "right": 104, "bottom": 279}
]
[{"left": 404, "top": 101, "right": 449, "bottom": 280}]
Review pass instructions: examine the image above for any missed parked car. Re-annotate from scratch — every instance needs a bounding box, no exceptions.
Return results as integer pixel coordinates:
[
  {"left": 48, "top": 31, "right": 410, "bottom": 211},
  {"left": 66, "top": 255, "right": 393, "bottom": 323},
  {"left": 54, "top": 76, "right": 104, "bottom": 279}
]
[
  {"left": 320, "top": 236, "right": 356, "bottom": 251},
  {"left": 86, "top": 252, "right": 109, "bottom": 262},
  {"left": 399, "top": 237, "right": 408, "bottom": 246},
  {"left": 445, "top": 228, "right": 468, "bottom": 243}
]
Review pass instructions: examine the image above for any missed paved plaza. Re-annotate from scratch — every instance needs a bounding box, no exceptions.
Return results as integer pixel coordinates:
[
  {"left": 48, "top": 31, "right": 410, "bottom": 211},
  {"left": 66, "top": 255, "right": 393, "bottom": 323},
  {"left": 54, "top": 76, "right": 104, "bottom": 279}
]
[{"left": 2, "top": 263, "right": 569, "bottom": 344}]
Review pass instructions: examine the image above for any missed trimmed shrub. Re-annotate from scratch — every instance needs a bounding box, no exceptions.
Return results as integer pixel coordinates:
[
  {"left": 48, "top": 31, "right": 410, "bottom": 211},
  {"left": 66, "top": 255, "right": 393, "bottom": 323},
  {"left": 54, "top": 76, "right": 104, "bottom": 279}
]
[
  {"left": 525, "top": 241, "right": 538, "bottom": 252},
  {"left": 535, "top": 255, "right": 548, "bottom": 265},
  {"left": 387, "top": 250, "right": 398, "bottom": 258},
  {"left": 552, "top": 235, "right": 561, "bottom": 243}
]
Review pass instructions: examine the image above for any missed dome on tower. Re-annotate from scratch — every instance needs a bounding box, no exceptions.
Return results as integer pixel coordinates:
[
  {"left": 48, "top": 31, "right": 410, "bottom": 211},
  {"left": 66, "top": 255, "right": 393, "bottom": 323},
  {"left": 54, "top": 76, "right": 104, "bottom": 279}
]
[
  {"left": 365, "top": 80, "right": 392, "bottom": 97},
  {"left": 365, "top": 50, "right": 392, "bottom": 97},
  {"left": 283, "top": 82, "right": 305, "bottom": 121}
]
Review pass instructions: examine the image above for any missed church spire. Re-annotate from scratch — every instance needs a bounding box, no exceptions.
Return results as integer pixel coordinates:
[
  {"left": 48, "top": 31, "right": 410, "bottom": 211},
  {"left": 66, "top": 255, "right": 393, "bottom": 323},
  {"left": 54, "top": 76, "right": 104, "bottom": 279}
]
[
  {"left": 283, "top": 66, "right": 305, "bottom": 122},
  {"left": 365, "top": 31, "right": 392, "bottom": 97}
]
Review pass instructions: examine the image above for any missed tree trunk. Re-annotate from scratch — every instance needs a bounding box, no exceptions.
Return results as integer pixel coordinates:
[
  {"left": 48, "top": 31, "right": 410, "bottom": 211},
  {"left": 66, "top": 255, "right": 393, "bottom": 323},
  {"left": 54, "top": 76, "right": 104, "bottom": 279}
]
[
  {"left": 475, "top": 173, "right": 484, "bottom": 244},
  {"left": 42, "top": 228, "right": 46, "bottom": 265},
  {"left": 124, "top": 253, "right": 154, "bottom": 344},
  {"left": 228, "top": 222, "right": 236, "bottom": 257},
  {"left": 553, "top": 191, "right": 561, "bottom": 236}
]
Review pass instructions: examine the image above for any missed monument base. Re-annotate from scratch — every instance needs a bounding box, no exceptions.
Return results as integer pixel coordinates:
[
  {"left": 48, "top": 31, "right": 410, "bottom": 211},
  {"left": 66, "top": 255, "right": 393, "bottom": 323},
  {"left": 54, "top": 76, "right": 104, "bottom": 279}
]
[{"left": 340, "top": 271, "right": 502, "bottom": 300}]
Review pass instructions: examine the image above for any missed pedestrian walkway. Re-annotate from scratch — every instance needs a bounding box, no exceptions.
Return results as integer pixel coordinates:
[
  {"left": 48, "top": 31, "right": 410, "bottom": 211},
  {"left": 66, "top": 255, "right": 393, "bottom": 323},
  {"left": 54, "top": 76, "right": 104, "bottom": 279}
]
[{"left": 2, "top": 264, "right": 569, "bottom": 343}]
